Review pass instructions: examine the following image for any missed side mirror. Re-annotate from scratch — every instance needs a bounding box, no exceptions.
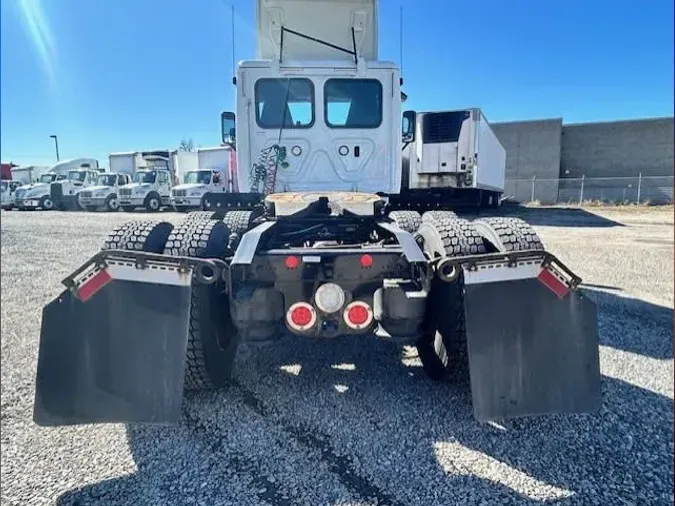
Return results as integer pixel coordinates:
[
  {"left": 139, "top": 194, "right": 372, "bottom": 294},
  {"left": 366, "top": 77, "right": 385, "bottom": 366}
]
[
  {"left": 402, "top": 110, "right": 416, "bottom": 143},
  {"left": 221, "top": 111, "right": 236, "bottom": 146}
]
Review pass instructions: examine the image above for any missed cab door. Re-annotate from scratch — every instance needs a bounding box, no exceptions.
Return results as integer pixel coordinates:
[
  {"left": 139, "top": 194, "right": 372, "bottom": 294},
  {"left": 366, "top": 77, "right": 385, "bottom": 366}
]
[{"left": 157, "top": 171, "right": 171, "bottom": 203}]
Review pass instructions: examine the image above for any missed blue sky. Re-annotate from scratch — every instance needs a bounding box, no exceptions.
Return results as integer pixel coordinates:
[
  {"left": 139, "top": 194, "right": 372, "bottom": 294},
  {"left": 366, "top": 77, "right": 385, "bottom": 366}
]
[{"left": 1, "top": 0, "right": 673, "bottom": 166}]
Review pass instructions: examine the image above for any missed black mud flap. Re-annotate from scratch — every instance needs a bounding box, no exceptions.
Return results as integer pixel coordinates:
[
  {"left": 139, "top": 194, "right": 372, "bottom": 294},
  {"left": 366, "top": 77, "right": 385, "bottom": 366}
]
[
  {"left": 33, "top": 272, "right": 192, "bottom": 426},
  {"left": 461, "top": 257, "right": 601, "bottom": 421}
]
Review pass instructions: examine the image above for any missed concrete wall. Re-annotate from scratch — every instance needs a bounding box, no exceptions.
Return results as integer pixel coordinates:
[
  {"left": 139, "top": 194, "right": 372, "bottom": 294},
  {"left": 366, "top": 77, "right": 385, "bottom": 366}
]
[
  {"left": 492, "top": 118, "right": 563, "bottom": 203},
  {"left": 558, "top": 117, "right": 674, "bottom": 204},
  {"left": 560, "top": 117, "right": 674, "bottom": 178}
]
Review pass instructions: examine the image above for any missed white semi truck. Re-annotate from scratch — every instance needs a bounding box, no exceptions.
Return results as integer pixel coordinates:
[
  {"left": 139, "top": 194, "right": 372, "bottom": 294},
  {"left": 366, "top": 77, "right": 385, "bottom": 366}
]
[
  {"left": 170, "top": 146, "right": 230, "bottom": 211},
  {"left": 33, "top": 0, "right": 601, "bottom": 428},
  {"left": 49, "top": 159, "right": 103, "bottom": 211},
  {"left": 14, "top": 160, "right": 93, "bottom": 211}
]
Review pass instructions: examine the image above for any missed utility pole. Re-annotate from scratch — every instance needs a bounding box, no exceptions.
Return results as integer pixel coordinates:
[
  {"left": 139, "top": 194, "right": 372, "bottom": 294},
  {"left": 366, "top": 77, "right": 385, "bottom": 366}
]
[{"left": 49, "top": 135, "right": 60, "bottom": 161}]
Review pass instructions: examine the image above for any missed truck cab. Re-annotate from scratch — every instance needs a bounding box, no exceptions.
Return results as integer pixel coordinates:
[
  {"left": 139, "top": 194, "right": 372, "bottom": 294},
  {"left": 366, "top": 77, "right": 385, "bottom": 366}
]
[
  {"left": 171, "top": 169, "right": 226, "bottom": 211},
  {"left": 219, "top": 0, "right": 400, "bottom": 198},
  {"left": 49, "top": 159, "right": 101, "bottom": 211},
  {"left": 118, "top": 159, "right": 173, "bottom": 212},
  {"left": 15, "top": 172, "right": 68, "bottom": 210},
  {"left": 78, "top": 173, "right": 132, "bottom": 212},
  {"left": 1, "top": 180, "right": 23, "bottom": 210}
]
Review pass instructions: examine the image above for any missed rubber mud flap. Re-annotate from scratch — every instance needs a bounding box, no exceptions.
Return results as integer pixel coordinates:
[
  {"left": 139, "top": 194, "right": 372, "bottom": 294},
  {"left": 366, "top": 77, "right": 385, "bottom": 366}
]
[
  {"left": 33, "top": 279, "right": 191, "bottom": 426},
  {"left": 464, "top": 278, "right": 601, "bottom": 421}
]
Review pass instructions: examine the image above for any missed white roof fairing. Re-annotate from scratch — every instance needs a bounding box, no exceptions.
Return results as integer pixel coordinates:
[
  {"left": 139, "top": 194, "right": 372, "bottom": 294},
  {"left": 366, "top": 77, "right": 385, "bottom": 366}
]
[{"left": 257, "top": 0, "right": 377, "bottom": 62}]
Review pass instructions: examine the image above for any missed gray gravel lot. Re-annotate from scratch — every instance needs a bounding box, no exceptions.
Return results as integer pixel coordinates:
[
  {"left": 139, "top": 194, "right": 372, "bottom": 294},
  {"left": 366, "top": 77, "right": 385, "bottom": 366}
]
[{"left": 1, "top": 207, "right": 673, "bottom": 505}]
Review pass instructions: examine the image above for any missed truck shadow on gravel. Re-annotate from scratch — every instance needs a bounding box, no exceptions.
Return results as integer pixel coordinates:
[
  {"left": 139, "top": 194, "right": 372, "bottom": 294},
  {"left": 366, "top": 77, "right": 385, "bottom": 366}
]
[
  {"left": 57, "top": 289, "right": 673, "bottom": 506},
  {"left": 467, "top": 205, "right": 625, "bottom": 228}
]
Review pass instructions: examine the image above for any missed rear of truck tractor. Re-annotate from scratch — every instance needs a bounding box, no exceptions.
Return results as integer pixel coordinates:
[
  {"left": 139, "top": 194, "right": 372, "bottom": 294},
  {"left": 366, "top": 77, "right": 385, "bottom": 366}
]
[{"left": 33, "top": 196, "right": 601, "bottom": 426}]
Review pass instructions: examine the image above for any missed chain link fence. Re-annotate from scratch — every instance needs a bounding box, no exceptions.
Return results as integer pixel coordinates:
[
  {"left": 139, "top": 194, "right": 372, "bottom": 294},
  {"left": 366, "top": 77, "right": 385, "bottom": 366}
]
[{"left": 504, "top": 175, "right": 674, "bottom": 205}]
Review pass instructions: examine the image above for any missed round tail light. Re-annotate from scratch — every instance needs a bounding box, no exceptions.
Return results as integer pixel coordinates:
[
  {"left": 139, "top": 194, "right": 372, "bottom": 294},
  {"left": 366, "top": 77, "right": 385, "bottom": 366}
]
[
  {"left": 343, "top": 301, "right": 373, "bottom": 330},
  {"left": 287, "top": 302, "right": 316, "bottom": 331}
]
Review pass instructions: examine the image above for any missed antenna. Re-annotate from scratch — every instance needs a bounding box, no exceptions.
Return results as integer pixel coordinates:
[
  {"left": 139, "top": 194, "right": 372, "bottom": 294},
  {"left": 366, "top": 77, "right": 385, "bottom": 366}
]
[
  {"left": 230, "top": 1, "right": 236, "bottom": 80},
  {"left": 399, "top": 5, "right": 403, "bottom": 78}
]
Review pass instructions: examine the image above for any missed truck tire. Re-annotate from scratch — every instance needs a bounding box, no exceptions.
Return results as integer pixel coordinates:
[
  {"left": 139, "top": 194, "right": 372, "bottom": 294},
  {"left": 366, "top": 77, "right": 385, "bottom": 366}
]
[
  {"left": 473, "top": 217, "right": 543, "bottom": 252},
  {"left": 222, "top": 210, "right": 253, "bottom": 236},
  {"left": 102, "top": 220, "right": 174, "bottom": 252},
  {"left": 164, "top": 219, "right": 238, "bottom": 390},
  {"left": 388, "top": 210, "right": 421, "bottom": 233},
  {"left": 144, "top": 193, "right": 161, "bottom": 212},
  {"left": 185, "top": 210, "right": 219, "bottom": 222},
  {"left": 104, "top": 194, "right": 120, "bottom": 212},
  {"left": 39, "top": 195, "right": 54, "bottom": 211},
  {"left": 422, "top": 210, "right": 457, "bottom": 223},
  {"left": 415, "top": 215, "right": 485, "bottom": 380}
]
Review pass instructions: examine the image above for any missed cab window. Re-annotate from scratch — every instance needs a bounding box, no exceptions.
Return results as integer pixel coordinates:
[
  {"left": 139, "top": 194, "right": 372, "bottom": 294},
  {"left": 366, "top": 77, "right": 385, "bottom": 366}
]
[
  {"left": 324, "top": 79, "right": 382, "bottom": 128},
  {"left": 255, "top": 78, "right": 314, "bottom": 129},
  {"left": 157, "top": 171, "right": 168, "bottom": 184}
]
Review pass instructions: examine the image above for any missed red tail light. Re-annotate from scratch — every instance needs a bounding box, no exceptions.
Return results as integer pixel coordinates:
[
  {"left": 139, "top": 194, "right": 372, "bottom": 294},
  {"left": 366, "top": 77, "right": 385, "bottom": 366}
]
[
  {"left": 287, "top": 302, "right": 316, "bottom": 331},
  {"left": 285, "top": 255, "right": 300, "bottom": 269},
  {"left": 360, "top": 254, "right": 373, "bottom": 268},
  {"left": 343, "top": 301, "right": 373, "bottom": 330}
]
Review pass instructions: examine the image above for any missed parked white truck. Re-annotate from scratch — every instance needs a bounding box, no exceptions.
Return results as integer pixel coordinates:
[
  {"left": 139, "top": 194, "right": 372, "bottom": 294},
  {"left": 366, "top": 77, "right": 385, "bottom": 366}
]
[
  {"left": 78, "top": 153, "right": 138, "bottom": 212},
  {"left": 48, "top": 158, "right": 102, "bottom": 210},
  {"left": 14, "top": 161, "right": 78, "bottom": 210},
  {"left": 0, "top": 180, "right": 24, "bottom": 210},
  {"left": 118, "top": 154, "right": 174, "bottom": 212},
  {"left": 170, "top": 146, "right": 230, "bottom": 211}
]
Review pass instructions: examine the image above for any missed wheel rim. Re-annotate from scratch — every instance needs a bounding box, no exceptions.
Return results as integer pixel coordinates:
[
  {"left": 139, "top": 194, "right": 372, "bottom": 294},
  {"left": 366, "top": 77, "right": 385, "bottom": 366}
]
[
  {"left": 109, "top": 198, "right": 119, "bottom": 210},
  {"left": 150, "top": 198, "right": 159, "bottom": 210},
  {"left": 43, "top": 198, "right": 53, "bottom": 210}
]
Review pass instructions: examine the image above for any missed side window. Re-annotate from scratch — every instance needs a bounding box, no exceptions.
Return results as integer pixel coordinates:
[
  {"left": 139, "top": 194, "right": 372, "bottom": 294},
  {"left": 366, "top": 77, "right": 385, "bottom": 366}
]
[
  {"left": 213, "top": 172, "right": 221, "bottom": 184},
  {"left": 255, "top": 78, "right": 314, "bottom": 129},
  {"left": 158, "top": 171, "right": 168, "bottom": 184},
  {"left": 117, "top": 175, "right": 127, "bottom": 185},
  {"left": 324, "top": 79, "right": 382, "bottom": 128}
]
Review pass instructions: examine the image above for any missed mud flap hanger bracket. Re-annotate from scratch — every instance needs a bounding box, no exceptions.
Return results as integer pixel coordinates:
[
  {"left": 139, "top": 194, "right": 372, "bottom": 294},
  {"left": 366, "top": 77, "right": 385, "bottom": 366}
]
[
  {"left": 62, "top": 250, "right": 230, "bottom": 299},
  {"left": 434, "top": 250, "right": 583, "bottom": 292}
]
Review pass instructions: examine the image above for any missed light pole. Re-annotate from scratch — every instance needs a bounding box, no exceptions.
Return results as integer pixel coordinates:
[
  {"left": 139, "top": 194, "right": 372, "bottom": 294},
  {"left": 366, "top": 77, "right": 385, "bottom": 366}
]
[{"left": 49, "top": 135, "right": 60, "bottom": 161}]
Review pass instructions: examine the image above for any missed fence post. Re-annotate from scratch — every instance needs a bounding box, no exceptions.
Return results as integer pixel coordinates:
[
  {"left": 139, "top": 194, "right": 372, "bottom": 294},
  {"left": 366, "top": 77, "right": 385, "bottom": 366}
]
[
  {"left": 579, "top": 174, "right": 585, "bottom": 205},
  {"left": 636, "top": 172, "right": 642, "bottom": 204},
  {"left": 531, "top": 175, "right": 536, "bottom": 202}
]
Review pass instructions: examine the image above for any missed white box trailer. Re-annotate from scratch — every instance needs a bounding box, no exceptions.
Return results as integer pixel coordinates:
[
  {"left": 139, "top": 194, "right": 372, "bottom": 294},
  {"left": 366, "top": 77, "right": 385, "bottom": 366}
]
[
  {"left": 400, "top": 108, "right": 506, "bottom": 209},
  {"left": 172, "top": 151, "right": 199, "bottom": 185},
  {"left": 10, "top": 165, "right": 51, "bottom": 185}
]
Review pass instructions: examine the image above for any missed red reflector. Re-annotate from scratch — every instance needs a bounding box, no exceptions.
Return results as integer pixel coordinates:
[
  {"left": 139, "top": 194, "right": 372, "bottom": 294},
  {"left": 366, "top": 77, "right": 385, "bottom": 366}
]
[
  {"left": 538, "top": 267, "right": 570, "bottom": 299},
  {"left": 347, "top": 304, "right": 369, "bottom": 325},
  {"left": 360, "top": 254, "right": 373, "bottom": 268},
  {"left": 77, "top": 269, "right": 112, "bottom": 302},
  {"left": 285, "top": 255, "right": 300, "bottom": 269},
  {"left": 291, "top": 305, "right": 312, "bottom": 326}
]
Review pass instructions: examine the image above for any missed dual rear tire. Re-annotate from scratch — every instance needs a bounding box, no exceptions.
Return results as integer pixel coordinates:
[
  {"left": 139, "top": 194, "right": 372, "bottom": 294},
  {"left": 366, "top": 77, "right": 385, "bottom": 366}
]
[
  {"left": 415, "top": 211, "right": 543, "bottom": 381},
  {"left": 102, "top": 213, "right": 250, "bottom": 391}
]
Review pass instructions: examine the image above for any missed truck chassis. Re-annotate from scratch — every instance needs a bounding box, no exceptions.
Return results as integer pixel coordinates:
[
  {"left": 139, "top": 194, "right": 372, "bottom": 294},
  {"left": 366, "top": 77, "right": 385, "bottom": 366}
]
[{"left": 33, "top": 193, "right": 601, "bottom": 427}]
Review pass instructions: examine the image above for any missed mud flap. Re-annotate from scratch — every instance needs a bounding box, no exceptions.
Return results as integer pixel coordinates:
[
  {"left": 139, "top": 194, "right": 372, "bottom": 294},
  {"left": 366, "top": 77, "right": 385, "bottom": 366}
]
[
  {"left": 33, "top": 262, "right": 193, "bottom": 426},
  {"left": 461, "top": 255, "right": 601, "bottom": 421}
]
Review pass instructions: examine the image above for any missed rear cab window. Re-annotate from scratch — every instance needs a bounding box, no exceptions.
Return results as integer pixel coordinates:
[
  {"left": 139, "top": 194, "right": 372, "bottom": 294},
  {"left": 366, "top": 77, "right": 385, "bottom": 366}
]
[
  {"left": 324, "top": 79, "right": 382, "bottom": 128},
  {"left": 255, "top": 78, "right": 314, "bottom": 129}
]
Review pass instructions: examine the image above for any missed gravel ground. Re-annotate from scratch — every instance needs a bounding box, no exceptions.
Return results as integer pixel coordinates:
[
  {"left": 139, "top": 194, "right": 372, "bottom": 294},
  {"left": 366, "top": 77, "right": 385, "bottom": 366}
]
[{"left": 1, "top": 207, "right": 673, "bottom": 506}]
